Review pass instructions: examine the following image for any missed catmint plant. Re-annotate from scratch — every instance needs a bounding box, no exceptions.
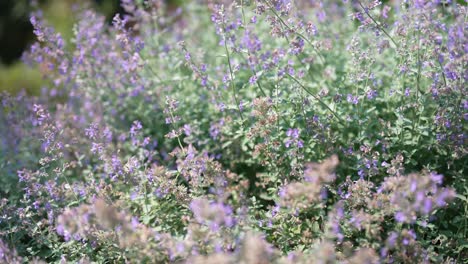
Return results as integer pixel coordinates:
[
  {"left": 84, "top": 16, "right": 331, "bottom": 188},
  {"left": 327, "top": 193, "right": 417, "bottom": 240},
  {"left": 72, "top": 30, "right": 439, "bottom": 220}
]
[{"left": 0, "top": 0, "right": 466, "bottom": 263}]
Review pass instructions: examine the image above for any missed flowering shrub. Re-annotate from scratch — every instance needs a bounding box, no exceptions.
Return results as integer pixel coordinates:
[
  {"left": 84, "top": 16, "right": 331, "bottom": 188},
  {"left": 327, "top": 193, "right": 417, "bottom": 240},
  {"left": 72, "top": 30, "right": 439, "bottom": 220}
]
[{"left": 0, "top": 0, "right": 467, "bottom": 263}]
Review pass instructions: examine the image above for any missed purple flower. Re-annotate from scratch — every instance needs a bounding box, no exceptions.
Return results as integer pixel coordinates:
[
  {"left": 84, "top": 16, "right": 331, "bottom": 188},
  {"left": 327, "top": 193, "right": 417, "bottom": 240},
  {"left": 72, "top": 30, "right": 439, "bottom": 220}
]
[
  {"left": 201, "top": 76, "right": 208, "bottom": 86},
  {"left": 395, "top": 211, "right": 406, "bottom": 223},
  {"left": 250, "top": 16, "right": 257, "bottom": 24},
  {"left": 387, "top": 232, "right": 398, "bottom": 247},
  {"left": 249, "top": 74, "right": 258, "bottom": 85},
  {"left": 242, "top": 30, "right": 262, "bottom": 53},
  {"left": 286, "top": 128, "right": 299, "bottom": 138},
  {"left": 285, "top": 128, "right": 303, "bottom": 148},
  {"left": 297, "top": 140, "right": 304, "bottom": 148},
  {"left": 405, "top": 88, "right": 411, "bottom": 97},
  {"left": 209, "top": 119, "right": 224, "bottom": 140},
  {"left": 130, "top": 120, "right": 142, "bottom": 137},
  {"left": 430, "top": 173, "right": 443, "bottom": 185},
  {"left": 85, "top": 123, "right": 99, "bottom": 139},
  {"left": 210, "top": 125, "right": 220, "bottom": 140},
  {"left": 279, "top": 187, "right": 287, "bottom": 198},
  {"left": 290, "top": 38, "right": 304, "bottom": 55},
  {"left": 320, "top": 188, "right": 328, "bottom": 200},
  {"left": 183, "top": 124, "right": 192, "bottom": 136},
  {"left": 423, "top": 199, "right": 432, "bottom": 214},
  {"left": 367, "top": 89, "right": 377, "bottom": 100},
  {"left": 347, "top": 94, "right": 359, "bottom": 104},
  {"left": 190, "top": 198, "right": 234, "bottom": 231},
  {"left": 131, "top": 217, "right": 139, "bottom": 229}
]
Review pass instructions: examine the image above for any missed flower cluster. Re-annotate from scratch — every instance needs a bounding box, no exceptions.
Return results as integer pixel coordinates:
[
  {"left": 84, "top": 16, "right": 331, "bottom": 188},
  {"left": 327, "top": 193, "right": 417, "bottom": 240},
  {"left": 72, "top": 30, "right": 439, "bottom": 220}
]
[
  {"left": 0, "top": 0, "right": 465, "bottom": 263},
  {"left": 279, "top": 155, "right": 338, "bottom": 209}
]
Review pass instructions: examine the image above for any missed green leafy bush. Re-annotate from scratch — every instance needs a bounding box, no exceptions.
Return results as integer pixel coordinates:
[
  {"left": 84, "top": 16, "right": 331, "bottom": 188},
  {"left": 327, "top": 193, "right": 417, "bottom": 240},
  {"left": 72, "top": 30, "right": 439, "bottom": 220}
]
[{"left": 0, "top": 0, "right": 466, "bottom": 263}]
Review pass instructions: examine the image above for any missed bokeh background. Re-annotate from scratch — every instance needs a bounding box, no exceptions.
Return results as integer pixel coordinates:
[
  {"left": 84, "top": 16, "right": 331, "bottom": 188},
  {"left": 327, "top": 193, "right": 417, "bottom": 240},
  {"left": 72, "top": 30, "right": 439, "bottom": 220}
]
[
  {"left": 0, "top": 0, "right": 184, "bottom": 95},
  {"left": 0, "top": 0, "right": 126, "bottom": 94},
  {"left": 1, "top": 0, "right": 465, "bottom": 95}
]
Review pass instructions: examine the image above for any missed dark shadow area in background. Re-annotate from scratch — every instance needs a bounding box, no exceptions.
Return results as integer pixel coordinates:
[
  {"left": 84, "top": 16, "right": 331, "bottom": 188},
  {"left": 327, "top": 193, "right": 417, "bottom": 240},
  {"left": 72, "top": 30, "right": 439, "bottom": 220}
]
[
  {"left": 0, "top": 0, "right": 35, "bottom": 65},
  {"left": 2, "top": 0, "right": 463, "bottom": 67},
  {"left": 0, "top": 0, "right": 124, "bottom": 66}
]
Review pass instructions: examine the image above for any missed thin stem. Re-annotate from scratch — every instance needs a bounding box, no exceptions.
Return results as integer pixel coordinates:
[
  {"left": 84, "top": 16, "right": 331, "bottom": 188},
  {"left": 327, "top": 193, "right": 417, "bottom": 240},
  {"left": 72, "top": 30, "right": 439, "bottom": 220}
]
[
  {"left": 143, "top": 180, "right": 150, "bottom": 214},
  {"left": 436, "top": 58, "right": 447, "bottom": 87},
  {"left": 264, "top": 0, "right": 325, "bottom": 63},
  {"left": 223, "top": 32, "right": 245, "bottom": 123},
  {"left": 169, "top": 109, "right": 186, "bottom": 155},
  {"left": 240, "top": 0, "right": 246, "bottom": 26},
  {"left": 357, "top": 1, "right": 399, "bottom": 49},
  {"left": 287, "top": 73, "right": 345, "bottom": 126}
]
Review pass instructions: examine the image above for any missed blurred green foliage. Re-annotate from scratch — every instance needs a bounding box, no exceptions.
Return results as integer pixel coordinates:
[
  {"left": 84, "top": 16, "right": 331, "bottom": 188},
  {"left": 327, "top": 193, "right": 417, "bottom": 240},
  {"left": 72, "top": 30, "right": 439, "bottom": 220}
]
[
  {"left": 0, "top": 0, "right": 188, "bottom": 95},
  {"left": 0, "top": 0, "right": 120, "bottom": 95}
]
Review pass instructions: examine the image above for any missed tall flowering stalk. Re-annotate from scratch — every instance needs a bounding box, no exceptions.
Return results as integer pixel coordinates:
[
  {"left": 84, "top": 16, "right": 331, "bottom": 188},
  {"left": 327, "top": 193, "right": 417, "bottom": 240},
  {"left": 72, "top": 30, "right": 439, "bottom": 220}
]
[{"left": 0, "top": 0, "right": 465, "bottom": 262}]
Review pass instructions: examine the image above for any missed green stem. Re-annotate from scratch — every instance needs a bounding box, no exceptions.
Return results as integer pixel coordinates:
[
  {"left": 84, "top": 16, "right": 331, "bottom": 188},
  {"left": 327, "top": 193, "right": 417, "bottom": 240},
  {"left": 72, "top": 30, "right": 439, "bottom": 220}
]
[
  {"left": 264, "top": 0, "right": 325, "bottom": 63},
  {"left": 223, "top": 31, "right": 245, "bottom": 123},
  {"left": 169, "top": 109, "right": 186, "bottom": 155},
  {"left": 287, "top": 73, "right": 345, "bottom": 126},
  {"left": 357, "top": 1, "right": 399, "bottom": 49}
]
